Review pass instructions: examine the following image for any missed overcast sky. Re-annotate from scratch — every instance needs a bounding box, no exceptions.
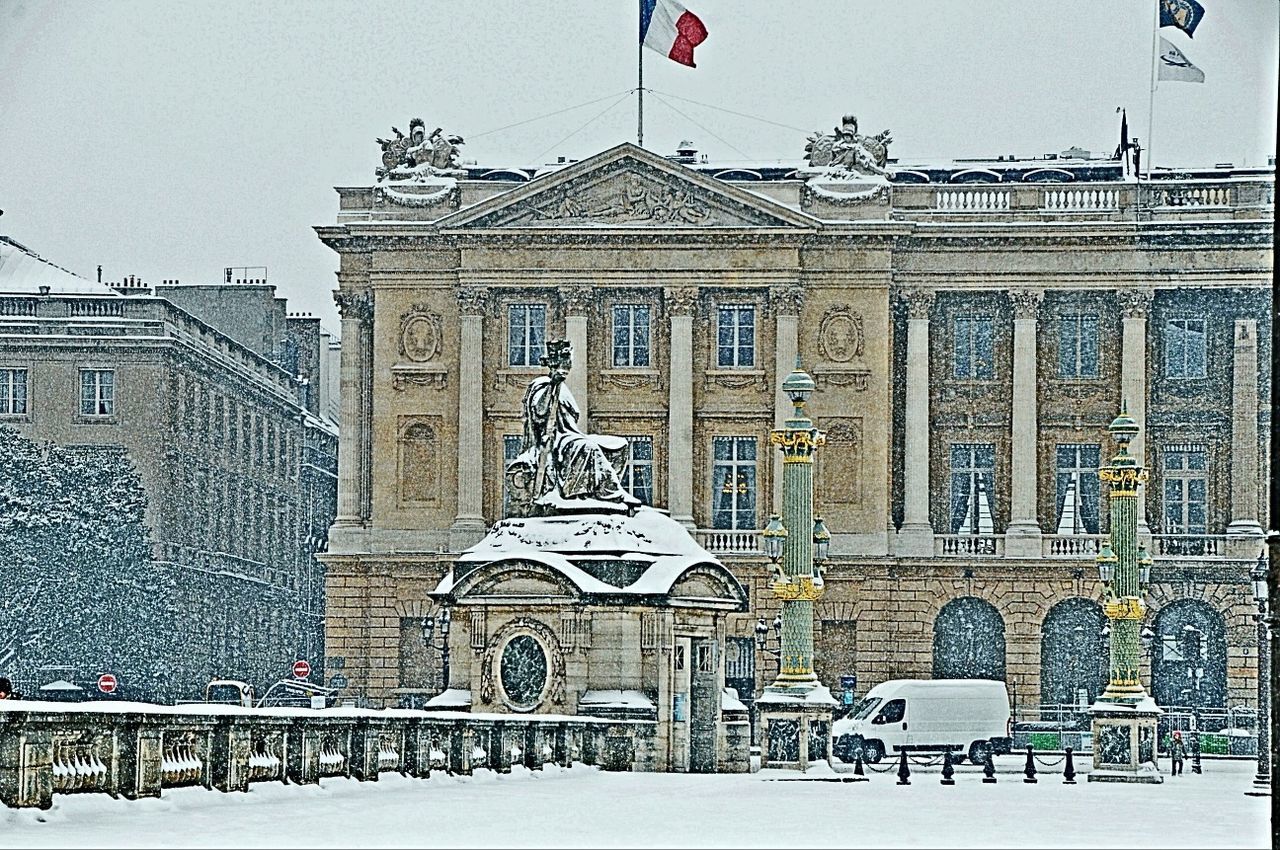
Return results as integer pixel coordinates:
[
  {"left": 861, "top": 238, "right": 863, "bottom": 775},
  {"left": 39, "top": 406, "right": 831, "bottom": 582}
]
[{"left": 1, "top": 0, "right": 1275, "bottom": 332}]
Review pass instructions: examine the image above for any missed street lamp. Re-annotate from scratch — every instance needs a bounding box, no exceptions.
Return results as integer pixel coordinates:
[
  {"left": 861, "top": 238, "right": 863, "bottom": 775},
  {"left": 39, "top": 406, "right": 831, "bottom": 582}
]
[
  {"left": 754, "top": 358, "right": 837, "bottom": 769},
  {"left": 1180, "top": 623, "right": 1205, "bottom": 774},
  {"left": 755, "top": 613, "right": 784, "bottom": 658},
  {"left": 421, "top": 608, "right": 451, "bottom": 694},
  {"left": 1247, "top": 553, "right": 1270, "bottom": 796}
]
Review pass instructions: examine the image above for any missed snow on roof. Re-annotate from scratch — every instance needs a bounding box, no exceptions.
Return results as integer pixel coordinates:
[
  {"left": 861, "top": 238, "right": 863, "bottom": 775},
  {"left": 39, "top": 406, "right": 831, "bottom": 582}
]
[
  {"left": 424, "top": 688, "right": 472, "bottom": 709},
  {"left": 579, "top": 690, "right": 654, "bottom": 710},
  {"left": 721, "top": 688, "right": 747, "bottom": 712},
  {"left": 0, "top": 236, "right": 117, "bottom": 296},
  {"left": 461, "top": 507, "right": 707, "bottom": 560},
  {"left": 755, "top": 683, "right": 839, "bottom": 707}
]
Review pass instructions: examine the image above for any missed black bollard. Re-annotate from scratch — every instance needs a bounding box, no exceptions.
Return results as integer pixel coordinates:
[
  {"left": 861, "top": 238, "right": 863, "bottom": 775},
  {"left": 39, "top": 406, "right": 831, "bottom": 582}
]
[
  {"left": 1191, "top": 732, "right": 1203, "bottom": 775},
  {"left": 1023, "top": 745, "right": 1038, "bottom": 783},
  {"left": 852, "top": 749, "right": 868, "bottom": 782},
  {"left": 982, "top": 748, "right": 997, "bottom": 783},
  {"left": 940, "top": 749, "right": 955, "bottom": 785},
  {"left": 896, "top": 747, "right": 911, "bottom": 785},
  {"left": 1063, "top": 746, "right": 1077, "bottom": 784}
]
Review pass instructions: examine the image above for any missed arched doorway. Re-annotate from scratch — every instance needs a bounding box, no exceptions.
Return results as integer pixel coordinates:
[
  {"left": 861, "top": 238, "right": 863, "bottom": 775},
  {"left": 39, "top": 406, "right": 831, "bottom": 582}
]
[
  {"left": 933, "top": 597, "right": 1005, "bottom": 681},
  {"left": 1039, "top": 598, "right": 1107, "bottom": 708},
  {"left": 1152, "top": 600, "right": 1227, "bottom": 710}
]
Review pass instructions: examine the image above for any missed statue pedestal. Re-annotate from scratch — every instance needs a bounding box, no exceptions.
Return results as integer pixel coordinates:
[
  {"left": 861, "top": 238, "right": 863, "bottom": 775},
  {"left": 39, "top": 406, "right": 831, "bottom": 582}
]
[
  {"left": 755, "top": 684, "right": 837, "bottom": 772},
  {"left": 1087, "top": 696, "right": 1163, "bottom": 784}
]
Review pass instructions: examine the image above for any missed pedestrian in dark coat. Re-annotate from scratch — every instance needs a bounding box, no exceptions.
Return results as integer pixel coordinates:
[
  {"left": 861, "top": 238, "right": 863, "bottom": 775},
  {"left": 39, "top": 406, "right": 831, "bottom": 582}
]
[{"left": 1170, "top": 729, "right": 1186, "bottom": 775}]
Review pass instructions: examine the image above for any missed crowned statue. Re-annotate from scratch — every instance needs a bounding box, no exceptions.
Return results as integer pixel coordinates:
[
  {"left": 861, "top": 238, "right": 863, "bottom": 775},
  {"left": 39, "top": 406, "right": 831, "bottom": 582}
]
[
  {"left": 505, "top": 341, "right": 640, "bottom": 517},
  {"left": 804, "top": 113, "right": 894, "bottom": 177},
  {"left": 376, "top": 116, "right": 465, "bottom": 182}
]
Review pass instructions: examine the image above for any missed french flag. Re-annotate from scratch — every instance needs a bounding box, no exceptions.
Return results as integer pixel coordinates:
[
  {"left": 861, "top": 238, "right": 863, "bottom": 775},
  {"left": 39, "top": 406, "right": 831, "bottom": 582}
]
[{"left": 640, "top": 0, "right": 708, "bottom": 67}]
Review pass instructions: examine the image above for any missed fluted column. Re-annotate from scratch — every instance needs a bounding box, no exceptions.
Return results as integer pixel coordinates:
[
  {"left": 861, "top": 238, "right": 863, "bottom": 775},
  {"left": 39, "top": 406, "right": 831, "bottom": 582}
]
[
  {"left": 1118, "top": 289, "right": 1153, "bottom": 537},
  {"left": 450, "top": 286, "right": 488, "bottom": 549},
  {"left": 666, "top": 287, "right": 697, "bottom": 529},
  {"left": 897, "top": 289, "right": 935, "bottom": 556},
  {"left": 333, "top": 289, "right": 372, "bottom": 525},
  {"left": 564, "top": 287, "right": 591, "bottom": 429},
  {"left": 1005, "top": 289, "right": 1044, "bottom": 556},
  {"left": 771, "top": 284, "right": 803, "bottom": 516},
  {"left": 1226, "top": 318, "right": 1265, "bottom": 557}
]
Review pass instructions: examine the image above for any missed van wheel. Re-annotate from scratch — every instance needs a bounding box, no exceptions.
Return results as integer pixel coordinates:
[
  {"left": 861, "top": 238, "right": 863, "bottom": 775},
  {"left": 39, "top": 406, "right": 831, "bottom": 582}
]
[
  {"left": 968, "top": 741, "right": 990, "bottom": 764},
  {"left": 863, "top": 740, "right": 885, "bottom": 764}
]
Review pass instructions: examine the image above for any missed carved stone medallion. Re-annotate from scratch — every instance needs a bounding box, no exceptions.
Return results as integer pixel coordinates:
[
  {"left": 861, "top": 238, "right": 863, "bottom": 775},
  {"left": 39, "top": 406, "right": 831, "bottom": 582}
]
[
  {"left": 399, "top": 306, "right": 442, "bottom": 363},
  {"left": 817, "top": 306, "right": 865, "bottom": 363}
]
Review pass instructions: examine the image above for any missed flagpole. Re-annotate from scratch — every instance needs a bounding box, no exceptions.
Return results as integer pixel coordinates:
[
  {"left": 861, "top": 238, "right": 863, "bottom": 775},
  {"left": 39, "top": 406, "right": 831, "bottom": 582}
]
[
  {"left": 638, "top": 7, "right": 645, "bottom": 148},
  {"left": 1145, "top": 0, "right": 1160, "bottom": 178}
]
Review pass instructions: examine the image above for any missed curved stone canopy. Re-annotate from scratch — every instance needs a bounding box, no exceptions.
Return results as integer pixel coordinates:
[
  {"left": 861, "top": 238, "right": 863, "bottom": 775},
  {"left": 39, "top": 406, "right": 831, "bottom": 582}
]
[{"left": 432, "top": 507, "right": 748, "bottom": 608}]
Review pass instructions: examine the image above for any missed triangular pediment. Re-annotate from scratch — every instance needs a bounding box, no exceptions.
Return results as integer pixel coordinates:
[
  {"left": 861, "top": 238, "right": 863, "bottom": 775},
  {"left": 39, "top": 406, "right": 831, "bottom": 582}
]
[{"left": 437, "top": 143, "right": 817, "bottom": 231}]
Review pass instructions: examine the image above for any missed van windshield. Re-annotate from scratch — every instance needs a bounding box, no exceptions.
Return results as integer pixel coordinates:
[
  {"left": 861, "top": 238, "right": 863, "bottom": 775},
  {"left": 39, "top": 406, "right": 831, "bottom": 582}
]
[{"left": 851, "top": 696, "right": 881, "bottom": 720}]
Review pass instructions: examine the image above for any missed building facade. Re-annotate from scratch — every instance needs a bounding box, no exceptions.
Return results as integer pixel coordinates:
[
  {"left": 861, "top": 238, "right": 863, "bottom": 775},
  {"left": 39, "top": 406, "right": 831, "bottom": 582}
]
[
  {"left": 317, "top": 135, "right": 1272, "bottom": 735},
  {"left": 0, "top": 238, "right": 338, "bottom": 701}
]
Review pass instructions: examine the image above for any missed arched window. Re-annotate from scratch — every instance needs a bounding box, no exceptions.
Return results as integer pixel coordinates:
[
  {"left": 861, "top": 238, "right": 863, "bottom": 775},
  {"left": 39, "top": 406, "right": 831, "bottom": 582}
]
[
  {"left": 1152, "top": 600, "right": 1227, "bottom": 709},
  {"left": 933, "top": 597, "right": 1005, "bottom": 680},
  {"left": 1039, "top": 598, "right": 1107, "bottom": 708}
]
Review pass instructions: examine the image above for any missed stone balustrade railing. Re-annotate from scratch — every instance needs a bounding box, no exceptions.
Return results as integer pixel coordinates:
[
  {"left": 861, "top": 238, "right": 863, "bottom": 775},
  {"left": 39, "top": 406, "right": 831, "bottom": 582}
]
[{"left": 0, "top": 702, "right": 657, "bottom": 810}]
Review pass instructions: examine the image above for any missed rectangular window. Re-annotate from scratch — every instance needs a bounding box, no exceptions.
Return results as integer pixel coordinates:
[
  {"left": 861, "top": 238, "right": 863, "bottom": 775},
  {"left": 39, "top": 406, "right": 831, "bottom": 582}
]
[
  {"left": 79, "top": 369, "right": 115, "bottom": 416},
  {"left": 953, "top": 316, "right": 994, "bottom": 379},
  {"left": 1058, "top": 315, "right": 1099, "bottom": 378},
  {"left": 711, "top": 436, "right": 757, "bottom": 530},
  {"left": 1162, "top": 444, "right": 1208, "bottom": 537},
  {"left": 0, "top": 368, "right": 28, "bottom": 415},
  {"left": 502, "top": 434, "right": 524, "bottom": 517},
  {"left": 949, "top": 443, "right": 995, "bottom": 534},
  {"left": 621, "top": 436, "right": 653, "bottom": 505},
  {"left": 1165, "top": 318, "right": 1207, "bottom": 378},
  {"left": 716, "top": 305, "right": 755, "bottom": 368},
  {"left": 696, "top": 643, "right": 714, "bottom": 673},
  {"left": 612, "top": 305, "right": 651, "bottom": 367},
  {"left": 1054, "top": 444, "right": 1101, "bottom": 534},
  {"left": 508, "top": 304, "right": 546, "bottom": 367}
]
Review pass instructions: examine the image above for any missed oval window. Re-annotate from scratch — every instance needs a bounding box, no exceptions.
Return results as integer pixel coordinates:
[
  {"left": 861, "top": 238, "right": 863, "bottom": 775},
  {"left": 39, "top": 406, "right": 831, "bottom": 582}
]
[{"left": 500, "top": 634, "right": 548, "bottom": 709}]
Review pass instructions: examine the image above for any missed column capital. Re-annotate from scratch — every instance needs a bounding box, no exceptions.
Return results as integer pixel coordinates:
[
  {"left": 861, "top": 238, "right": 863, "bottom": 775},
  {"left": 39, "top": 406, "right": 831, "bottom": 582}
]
[
  {"left": 1117, "top": 288, "right": 1154, "bottom": 320},
  {"left": 769, "top": 284, "right": 805, "bottom": 317},
  {"left": 333, "top": 289, "right": 373, "bottom": 323},
  {"left": 562, "top": 285, "right": 594, "bottom": 316},
  {"left": 457, "top": 285, "right": 490, "bottom": 317},
  {"left": 664, "top": 286, "right": 699, "bottom": 317},
  {"left": 1008, "top": 288, "right": 1043, "bottom": 320},
  {"left": 898, "top": 288, "right": 935, "bottom": 319}
]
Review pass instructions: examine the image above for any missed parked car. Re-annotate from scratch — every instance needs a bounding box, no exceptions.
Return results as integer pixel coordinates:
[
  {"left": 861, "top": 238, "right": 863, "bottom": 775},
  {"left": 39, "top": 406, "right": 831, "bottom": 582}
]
[{"left": 833, "top": 678, "right": 1013, "bottom": 764}]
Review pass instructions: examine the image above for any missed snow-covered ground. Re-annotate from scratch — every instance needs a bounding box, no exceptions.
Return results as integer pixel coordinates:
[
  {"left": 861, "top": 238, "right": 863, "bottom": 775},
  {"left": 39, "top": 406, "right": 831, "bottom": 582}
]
[{"left": 3, "top": 756, "right": 1269, "bottom": 849}]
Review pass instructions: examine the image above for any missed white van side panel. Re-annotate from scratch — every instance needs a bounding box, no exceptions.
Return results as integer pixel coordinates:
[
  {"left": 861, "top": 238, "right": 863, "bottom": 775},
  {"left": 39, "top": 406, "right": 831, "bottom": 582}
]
[{"left": 843, "top": 679, "right": 1010, "bottom": 751}]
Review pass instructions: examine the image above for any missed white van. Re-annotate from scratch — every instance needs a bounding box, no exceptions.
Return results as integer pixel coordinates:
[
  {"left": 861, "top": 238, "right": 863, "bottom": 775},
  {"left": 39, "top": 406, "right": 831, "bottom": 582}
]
[{"left": 832, "top": 678, "right": 1012, "bottom": 764}]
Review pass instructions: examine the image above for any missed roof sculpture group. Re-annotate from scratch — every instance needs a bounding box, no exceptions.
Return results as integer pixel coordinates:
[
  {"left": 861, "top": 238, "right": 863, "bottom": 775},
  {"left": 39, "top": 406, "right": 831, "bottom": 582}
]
[{"left": 374, "top": 111, "right": 891, "bottom": 181}]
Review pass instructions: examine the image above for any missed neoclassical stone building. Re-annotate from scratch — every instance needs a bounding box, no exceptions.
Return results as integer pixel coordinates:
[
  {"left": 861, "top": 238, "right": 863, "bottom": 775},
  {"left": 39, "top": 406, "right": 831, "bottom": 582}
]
[{"left": 317, "top": 128, "right": 1272, "bottom": 736}]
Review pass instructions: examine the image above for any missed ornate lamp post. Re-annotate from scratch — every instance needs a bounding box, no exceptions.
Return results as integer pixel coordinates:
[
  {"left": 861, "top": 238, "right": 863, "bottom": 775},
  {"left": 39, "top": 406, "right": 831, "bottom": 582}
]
[
  {"left": 421, "top": 607, "right": 451, "bottom": 694},
  {"left": 755, "top": 359, "right": 837, "bottom": 770},
  {"left": 1247, "top": 554, "right": 1270, "bottom": 796},
  {"left": 1088, "top": 407, "right": 1163, "bottom": 783}
]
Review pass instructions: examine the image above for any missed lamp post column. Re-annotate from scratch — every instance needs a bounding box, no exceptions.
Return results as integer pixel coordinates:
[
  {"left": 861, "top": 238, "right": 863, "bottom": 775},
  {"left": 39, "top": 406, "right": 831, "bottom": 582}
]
[
  {"left": 756, "top": 359, "right": 837, "bottom": 770},
  {"left": 1248, "top": 555, "right": 1271, "bottom": 795},
  {"left": 1088, "top": 407, "right": 1162, "bottom": 783}
]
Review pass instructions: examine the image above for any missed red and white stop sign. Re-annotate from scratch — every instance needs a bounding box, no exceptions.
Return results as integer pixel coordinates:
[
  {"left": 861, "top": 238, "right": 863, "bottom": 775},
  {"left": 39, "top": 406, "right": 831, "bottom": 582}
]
[
  {"left": 292, "top": 660, "right": 311, "bottom": 679},
  {"left": 97, "top": 673, "right": 118, "bottom": 694}
]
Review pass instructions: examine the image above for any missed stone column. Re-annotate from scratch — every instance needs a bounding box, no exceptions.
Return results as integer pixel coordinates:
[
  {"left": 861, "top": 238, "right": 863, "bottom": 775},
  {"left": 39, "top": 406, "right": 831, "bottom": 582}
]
[
  {"left": 1005, "top": 289, "right": 1044, "bottom": 556},
  {"left": 333, "top": 289, "right": 372, "bottom": 524},
  {"left": 897, "top": 289, "right": 935, "bottom": 556},
  {"left": 1118, "top": 289, "right": 1153, "bottom": 537},
  {"left": 666, "top": 287, "right": 698, "bottom": 529},
  {"left": 1226, "top": 318, "right": 1265, "bottom": 557},
  {"left": 564, "top": 287, "right": 592, "bottom": 430},
  {"left": 450, "top": 286, "right": 489, "bottom": 550},
  {"left": 771, "top": 284, "right": 803, "bottom": 515}
]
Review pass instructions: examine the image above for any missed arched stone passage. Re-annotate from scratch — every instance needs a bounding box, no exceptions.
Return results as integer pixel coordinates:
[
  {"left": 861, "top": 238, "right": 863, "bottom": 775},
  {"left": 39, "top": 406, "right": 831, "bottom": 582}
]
[
  {"left": 932, "top": 596, "right": 1005, "bottom": 681},
  {"left": 1038, "top": 597, "right": 1107, "bottom": 708},
  {"left": 1152, "top": 599, "right": 1228, "bottom": 709}
]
